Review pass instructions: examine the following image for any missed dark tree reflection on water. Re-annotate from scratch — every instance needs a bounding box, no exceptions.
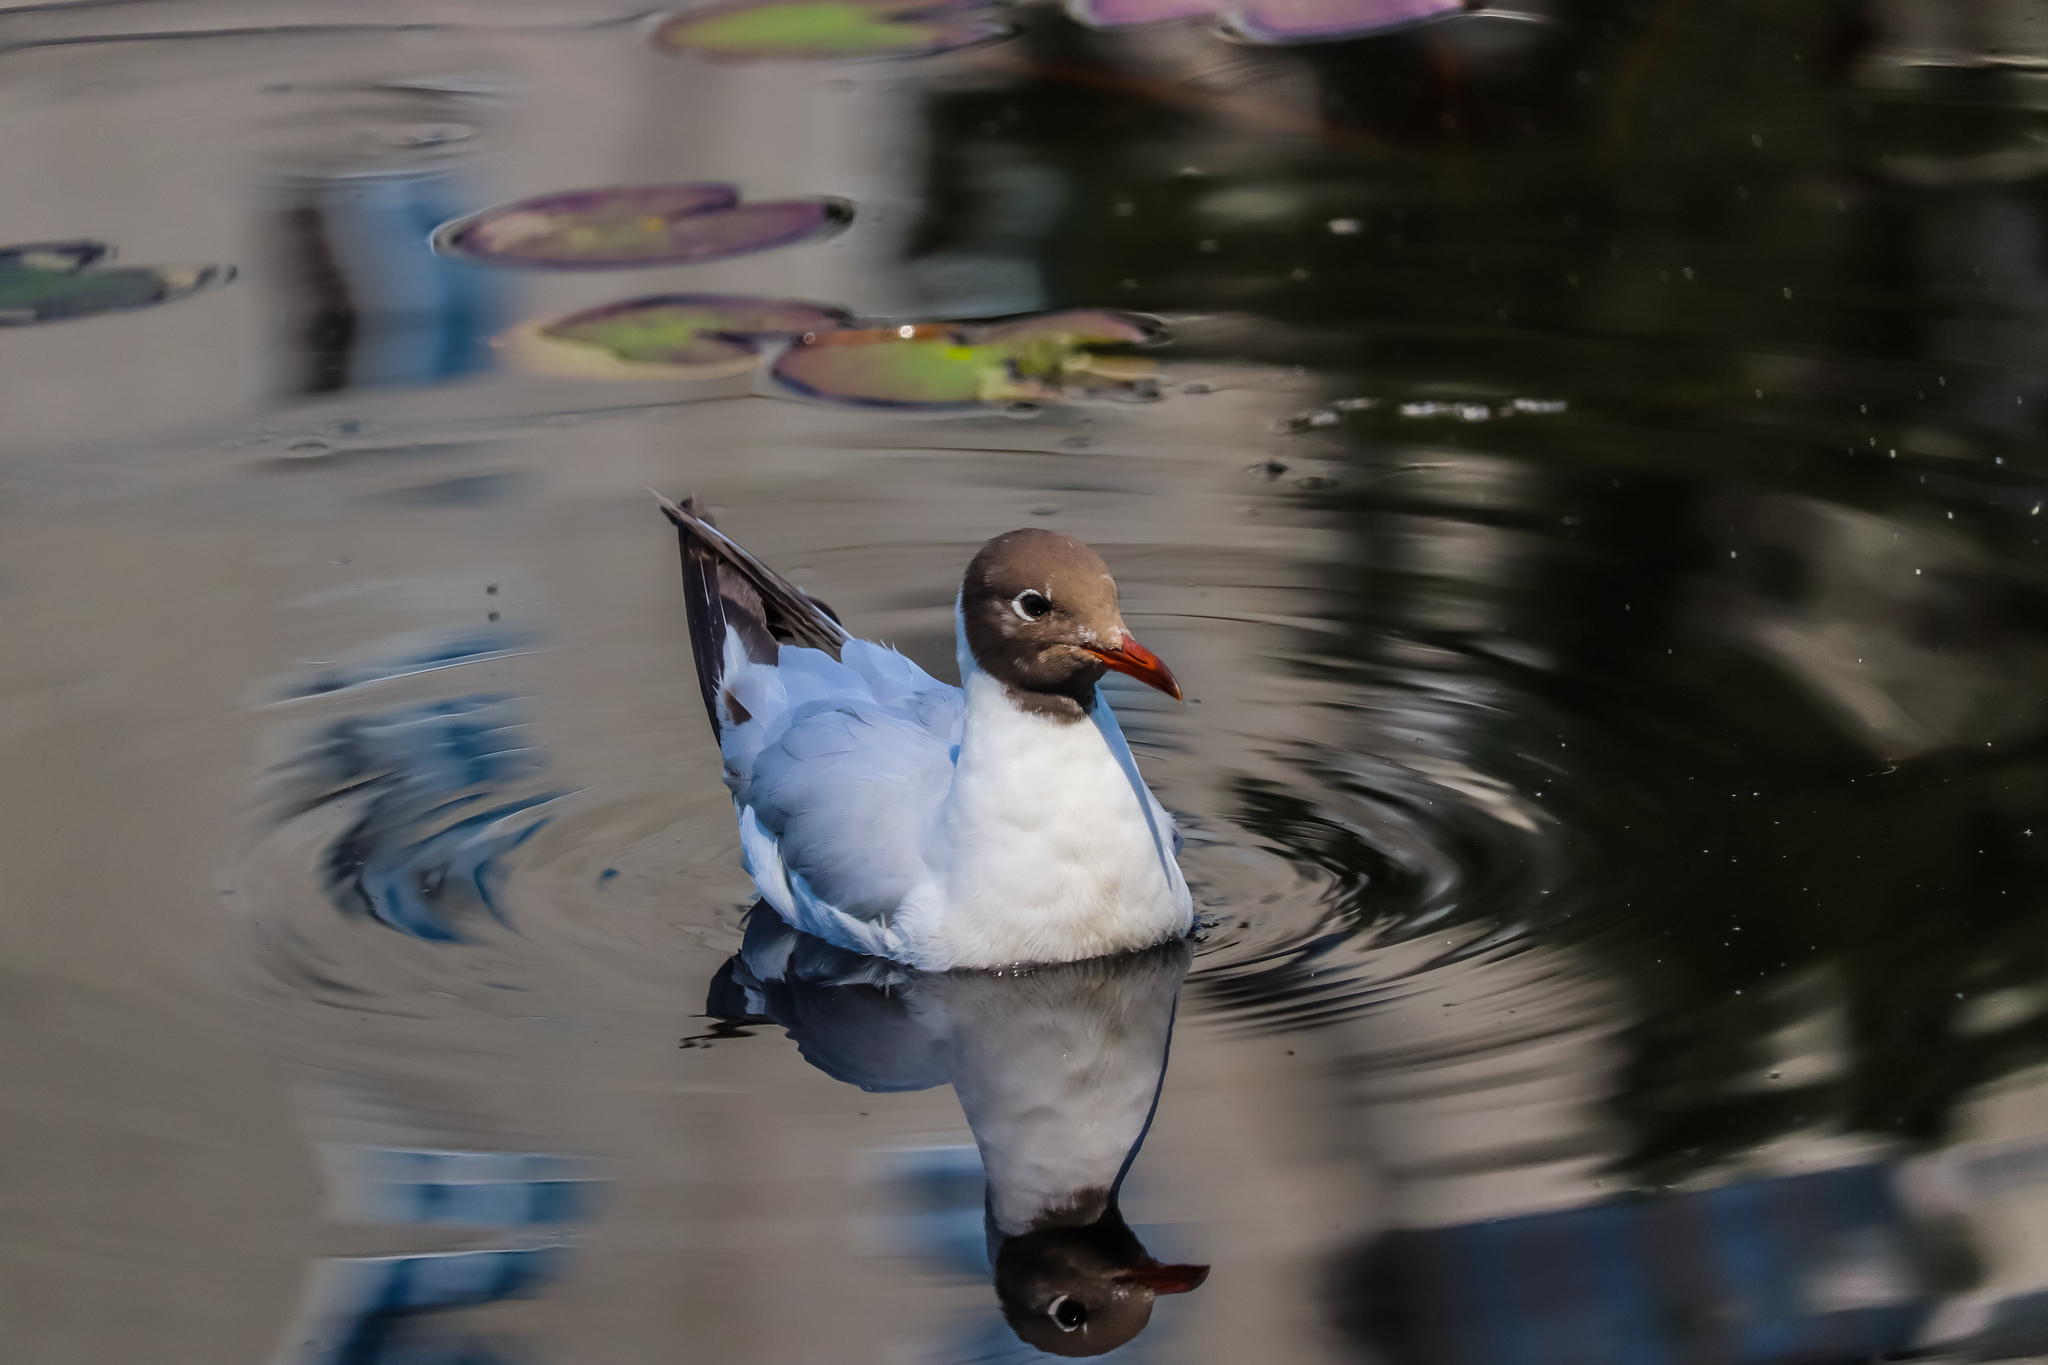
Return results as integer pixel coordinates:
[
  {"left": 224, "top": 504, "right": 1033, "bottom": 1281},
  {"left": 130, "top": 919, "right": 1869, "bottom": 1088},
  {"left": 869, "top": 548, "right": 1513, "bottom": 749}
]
[{"left": 912, "top": 0, "right": 2048, "bottom": 1185}]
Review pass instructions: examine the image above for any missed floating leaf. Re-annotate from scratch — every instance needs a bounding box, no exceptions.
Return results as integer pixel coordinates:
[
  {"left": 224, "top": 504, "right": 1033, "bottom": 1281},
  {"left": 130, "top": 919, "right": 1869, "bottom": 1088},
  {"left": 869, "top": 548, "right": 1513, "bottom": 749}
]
[
  {"left": 772, "top": 327, "right": 1020, "bottom": 407},
  {"left": 651, "top": 0, "right": 1010, "bottom": 60},
  {"left": 435, "top": 186, "right": 850, "bottom": 269},
  {"left": 770, "top": 309, "right": 1163, "bottom": 409},
  {"left": 435, "top": 184, "right": 736, "bottom": 266},
  {"left": 1067, "top": 0, "right": 1461, "bottom": 42},
  {"left": 0, "top": 239, "right": 232, "bottom": 325},
  {"left": 983, "top": 309, "right": 1167, "bottom": 346},
  {"left": 1225, "top": 0, "right": 1461, "bottom": 42},
  {"left": 509, "top": 294, "right": 850, "bottom": 378}
]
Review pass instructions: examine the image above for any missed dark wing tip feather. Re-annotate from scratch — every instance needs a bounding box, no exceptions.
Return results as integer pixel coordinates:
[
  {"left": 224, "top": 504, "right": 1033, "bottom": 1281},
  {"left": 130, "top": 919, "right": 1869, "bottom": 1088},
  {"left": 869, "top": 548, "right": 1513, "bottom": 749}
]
[{"left": 656, "top": 491, "right": 851, "bottom": 741}]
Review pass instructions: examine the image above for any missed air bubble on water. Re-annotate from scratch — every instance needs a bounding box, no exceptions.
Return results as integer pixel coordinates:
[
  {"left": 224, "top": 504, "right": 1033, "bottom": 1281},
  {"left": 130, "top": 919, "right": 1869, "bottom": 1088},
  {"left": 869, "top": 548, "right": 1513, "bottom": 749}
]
[
  {"left": 1273, "top": 409, "right": 1341, "bottom": 433},
  {"left": 284, "top": 438, "right": 333, "bottom": 458},
  {"left": 1399, "top": 401, "right": 1492, "bottom": 422}
]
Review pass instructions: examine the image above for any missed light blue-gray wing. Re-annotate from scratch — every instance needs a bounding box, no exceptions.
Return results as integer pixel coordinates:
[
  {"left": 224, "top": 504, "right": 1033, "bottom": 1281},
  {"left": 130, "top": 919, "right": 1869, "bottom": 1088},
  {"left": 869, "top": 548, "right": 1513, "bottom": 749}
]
[{"left": 737, "top": 697, "right": 959, "bottom": 951}]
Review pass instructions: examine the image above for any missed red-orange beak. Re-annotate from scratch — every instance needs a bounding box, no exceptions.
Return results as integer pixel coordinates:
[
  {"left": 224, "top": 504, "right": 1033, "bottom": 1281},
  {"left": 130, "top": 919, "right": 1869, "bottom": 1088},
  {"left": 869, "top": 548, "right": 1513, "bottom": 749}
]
[
  {"left": 1115, "top": 1260, "right": 1210, "bottom": 1295},
  {"left": 1083, "top": 634, "right": 1183, "bottom": 701}
]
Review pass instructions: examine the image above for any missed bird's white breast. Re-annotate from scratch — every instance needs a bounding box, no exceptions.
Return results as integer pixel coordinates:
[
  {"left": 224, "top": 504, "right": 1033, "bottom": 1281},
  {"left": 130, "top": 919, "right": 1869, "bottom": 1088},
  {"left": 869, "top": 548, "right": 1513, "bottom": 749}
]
[{"left": 895, "top": 663, "right": 1193, "bottom": 970}]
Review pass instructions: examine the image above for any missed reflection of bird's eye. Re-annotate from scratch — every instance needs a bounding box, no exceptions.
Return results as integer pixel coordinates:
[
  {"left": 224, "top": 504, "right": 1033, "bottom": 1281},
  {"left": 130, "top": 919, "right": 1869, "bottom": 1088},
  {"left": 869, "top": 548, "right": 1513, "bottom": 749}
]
[
  {"left": 1048, "top": 1295, "right": 1087, "bottom": 1332},
  {"left": 1012, "top": 591, "right": 1053, "bottom": 621}
]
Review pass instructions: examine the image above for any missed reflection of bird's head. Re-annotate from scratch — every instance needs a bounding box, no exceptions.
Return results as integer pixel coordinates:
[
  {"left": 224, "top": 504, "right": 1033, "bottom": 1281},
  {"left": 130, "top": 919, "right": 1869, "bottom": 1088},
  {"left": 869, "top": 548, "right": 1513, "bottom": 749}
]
[{"left": 994, "top": 1205, "right": 1209, "bottom": 1358}]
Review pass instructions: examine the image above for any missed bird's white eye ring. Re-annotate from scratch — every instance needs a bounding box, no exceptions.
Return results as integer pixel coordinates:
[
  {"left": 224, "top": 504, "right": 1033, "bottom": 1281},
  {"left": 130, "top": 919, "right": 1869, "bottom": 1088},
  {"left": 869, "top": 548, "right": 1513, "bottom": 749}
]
[
  {"left": 1048, "top": 1295, "right": 1086, "bottom": 1331},
  {"left": 1012, "top": 590, "right": 1053, "bottom": 621}
]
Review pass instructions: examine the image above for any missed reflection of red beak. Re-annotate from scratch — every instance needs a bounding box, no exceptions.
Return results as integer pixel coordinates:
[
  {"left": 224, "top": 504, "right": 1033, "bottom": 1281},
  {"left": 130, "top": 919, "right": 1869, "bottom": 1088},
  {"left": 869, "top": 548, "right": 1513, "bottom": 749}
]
[
  {"left": 1116, "top": 1260, "right": 1210, "bottom": 1295},
  {"left": 1083, "top": 634, "right": 1183, "bottom": 701}
]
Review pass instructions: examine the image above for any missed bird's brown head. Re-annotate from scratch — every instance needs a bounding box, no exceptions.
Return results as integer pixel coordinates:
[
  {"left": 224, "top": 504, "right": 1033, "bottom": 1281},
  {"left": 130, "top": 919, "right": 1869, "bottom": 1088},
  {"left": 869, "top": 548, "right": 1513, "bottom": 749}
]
[{"left": 959, "top": 528, "right": 1181, "bottom": 721}]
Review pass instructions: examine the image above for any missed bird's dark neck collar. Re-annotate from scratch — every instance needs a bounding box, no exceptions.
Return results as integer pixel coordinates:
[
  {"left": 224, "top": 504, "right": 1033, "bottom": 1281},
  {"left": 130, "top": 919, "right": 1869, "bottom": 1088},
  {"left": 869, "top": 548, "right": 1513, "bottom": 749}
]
[{"left": 956, "top": 606, "right": 1098, "bottom": 725}]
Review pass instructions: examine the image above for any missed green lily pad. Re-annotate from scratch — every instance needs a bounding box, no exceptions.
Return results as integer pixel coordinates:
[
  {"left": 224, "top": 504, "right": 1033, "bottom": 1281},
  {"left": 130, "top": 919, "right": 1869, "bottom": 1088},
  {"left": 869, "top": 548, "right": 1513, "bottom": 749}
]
[
  {"left": 0, "top": 240, "right": 233, "bottom": 326},
  {"left": 984, "top": 309, "right": 1168, "bottom": 346},
  {"left": 769, "top": 309, "right": 1164, "bottom": 409},
  {"left": 511, "top": 294, "right": 850, "bottom": 378},
  {"left": 651, "top": 0, "right": 1011, "bottom": 60},
  {"left": 434, "top": 185, "right": 851, "bottom": 269}
]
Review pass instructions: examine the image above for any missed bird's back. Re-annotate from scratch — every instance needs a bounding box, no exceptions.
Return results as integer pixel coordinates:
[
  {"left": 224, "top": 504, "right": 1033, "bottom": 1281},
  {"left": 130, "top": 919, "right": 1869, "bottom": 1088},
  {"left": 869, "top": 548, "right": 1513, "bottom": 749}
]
[{"left": 658, "top": 493, "right": 961, "bottom": 955}]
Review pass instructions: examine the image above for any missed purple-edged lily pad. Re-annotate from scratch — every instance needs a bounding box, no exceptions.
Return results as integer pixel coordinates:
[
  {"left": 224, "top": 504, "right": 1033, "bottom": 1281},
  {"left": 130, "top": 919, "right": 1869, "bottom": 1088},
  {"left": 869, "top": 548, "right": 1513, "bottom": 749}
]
[
  {"left": 434, "top": 186, "right": 852, "bottom": 269},
  {"left": 983, "top": 309, "right": 1167, "bottom": 346},
  {"left": 0, "top": 239, "right": 233, "bottom": 326},
  {"left": 509, "top": 294, "right": 850, "bottom": 378},
  {"left": 435, "top": 184, "right": 736, "bottom": 266},
  {"left": 770, "top": 308, "right": 1164, "bottom": 409},
  {"left": 652, "top": 0, "right": 1011, "bottom": 61},
  {"left": 1068, "top": 0, "right": 1461, "bottom": 43}
]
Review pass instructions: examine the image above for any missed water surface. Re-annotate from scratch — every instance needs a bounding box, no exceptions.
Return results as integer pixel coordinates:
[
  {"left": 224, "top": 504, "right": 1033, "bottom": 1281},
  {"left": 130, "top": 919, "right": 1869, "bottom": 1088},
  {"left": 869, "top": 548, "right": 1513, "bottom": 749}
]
[{"left": 9, "top": 3, "right": 2048, "bottom": 1363}]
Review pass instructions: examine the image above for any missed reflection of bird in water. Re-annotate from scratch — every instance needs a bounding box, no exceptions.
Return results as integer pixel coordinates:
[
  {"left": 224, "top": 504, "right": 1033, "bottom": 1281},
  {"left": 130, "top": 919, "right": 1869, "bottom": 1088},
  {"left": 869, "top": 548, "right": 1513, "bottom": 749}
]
[
  {"left": 995, "top": 1214, "right": 1209, "bottom": 1357},
  {"left": 658, "top": 494, "right": 1193, "bottom": 970},
  {"left": 709, "top": 913, "right": 1209, "bottom": 1356}
]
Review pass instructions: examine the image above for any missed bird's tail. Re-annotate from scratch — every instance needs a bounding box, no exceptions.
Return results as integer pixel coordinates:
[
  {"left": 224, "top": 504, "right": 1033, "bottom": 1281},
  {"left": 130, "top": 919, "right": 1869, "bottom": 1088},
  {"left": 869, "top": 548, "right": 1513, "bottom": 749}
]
[{"left": 653, "top": 492, "right": 849, "bottom": 738}]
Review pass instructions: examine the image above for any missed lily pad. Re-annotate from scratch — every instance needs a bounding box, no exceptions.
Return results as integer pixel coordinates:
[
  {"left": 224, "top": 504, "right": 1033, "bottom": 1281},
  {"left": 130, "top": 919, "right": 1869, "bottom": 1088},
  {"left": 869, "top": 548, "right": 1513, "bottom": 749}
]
[
  {"left": 509, "top": 294, "right": 850, "bottom": 378},
  {"left": 983, "top": 309, "right": 1167, "bottom": 345},
  {"left": 1226, "top": 0, "right": 1461, "bottom": 42},
  {"left": 769, "top": 309, "right": 1163, "bottom": 409},
  {"left": 435, "top": 186, "right": 851, "bottom": 269},
  {"left": 651, "top": 0, "right": 1010, "bottom": 61},
  {"left": 1067, "top": 0, "right": 1461, "bottom": 42},
  {"left": 0, "top": 239, "right": 232, "bottom": 325}
]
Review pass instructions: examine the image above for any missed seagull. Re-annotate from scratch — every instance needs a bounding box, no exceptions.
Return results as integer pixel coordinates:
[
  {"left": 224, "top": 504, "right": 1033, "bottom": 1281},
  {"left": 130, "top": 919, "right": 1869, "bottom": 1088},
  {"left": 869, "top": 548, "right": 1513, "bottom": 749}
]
[{"left": 657, "top": 494, "right": 1195, "bottom": 970}]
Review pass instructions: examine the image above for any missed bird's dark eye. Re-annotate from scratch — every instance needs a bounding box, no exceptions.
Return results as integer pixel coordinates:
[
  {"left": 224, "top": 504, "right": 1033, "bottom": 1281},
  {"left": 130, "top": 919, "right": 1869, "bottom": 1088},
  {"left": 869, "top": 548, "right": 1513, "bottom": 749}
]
[
  {"left": 1048, "top": 1295, "right": 1086, "bottom": 1331},
  {"left": 1012, "top": 591, "right": 1053, "bottom": 621}
]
